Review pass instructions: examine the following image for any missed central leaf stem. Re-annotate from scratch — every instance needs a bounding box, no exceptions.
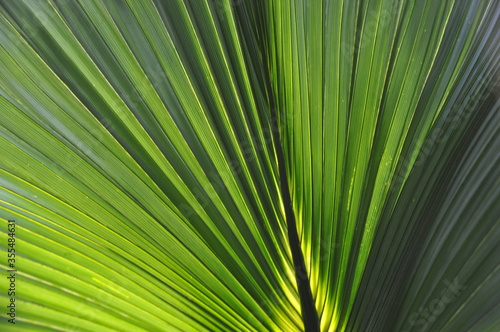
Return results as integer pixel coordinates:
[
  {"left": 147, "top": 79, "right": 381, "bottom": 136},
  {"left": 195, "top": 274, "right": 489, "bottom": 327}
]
[{"left": 270, "top": 112, "right": 320, "bottom": 332}]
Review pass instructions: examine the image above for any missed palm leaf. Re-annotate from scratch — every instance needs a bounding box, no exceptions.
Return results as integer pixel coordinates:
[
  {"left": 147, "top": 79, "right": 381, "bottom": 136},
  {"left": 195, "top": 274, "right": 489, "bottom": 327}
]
[
  {"left": 0, "top": 0, "right": 498, "bottom": 331},
  {"left": 268, "top": 0, "right": 499, "bottom": 330}
]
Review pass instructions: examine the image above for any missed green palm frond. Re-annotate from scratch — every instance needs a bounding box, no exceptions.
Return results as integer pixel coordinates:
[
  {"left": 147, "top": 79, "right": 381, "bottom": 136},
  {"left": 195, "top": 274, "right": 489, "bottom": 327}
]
[
  {"left": 268, "top": 0, "right": 499, "bottom": 330},
  {"left": 0, "top": 0, "right": 498, "bottom": 331}
]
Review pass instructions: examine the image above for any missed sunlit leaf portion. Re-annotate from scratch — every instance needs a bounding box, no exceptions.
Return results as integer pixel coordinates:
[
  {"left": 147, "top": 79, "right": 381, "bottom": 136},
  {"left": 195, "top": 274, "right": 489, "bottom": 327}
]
[{"left": 0, "top": 0, "right": 302, "bottom": 330}]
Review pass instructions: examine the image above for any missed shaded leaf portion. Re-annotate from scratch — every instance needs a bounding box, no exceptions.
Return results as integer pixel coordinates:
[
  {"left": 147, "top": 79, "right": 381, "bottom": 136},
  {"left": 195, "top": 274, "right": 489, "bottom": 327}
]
[
  {"left": 266, "top": 0, "right": 499, "bottom": 330},
  {"left": 348, "top": 70, "right": 499, "bottom": 332},
  {"left": 0, "top": 0, "right": 302, "bottom": 330}
]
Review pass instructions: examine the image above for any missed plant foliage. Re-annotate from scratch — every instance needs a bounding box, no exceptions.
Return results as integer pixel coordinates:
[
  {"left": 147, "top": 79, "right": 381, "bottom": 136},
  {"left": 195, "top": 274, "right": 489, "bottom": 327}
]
[{"left": 0, "top": 0, "right": 498, "bottom": 331}]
